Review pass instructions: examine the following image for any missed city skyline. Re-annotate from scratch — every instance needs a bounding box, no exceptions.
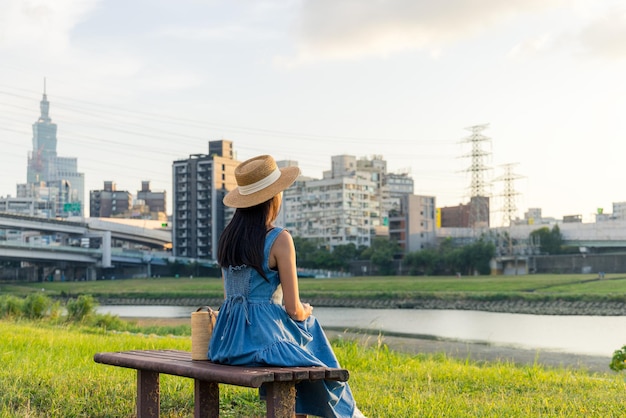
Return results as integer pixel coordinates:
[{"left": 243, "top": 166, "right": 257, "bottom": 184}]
[{"left": 1, "top": 1, "right": 626, "bottom": 222}]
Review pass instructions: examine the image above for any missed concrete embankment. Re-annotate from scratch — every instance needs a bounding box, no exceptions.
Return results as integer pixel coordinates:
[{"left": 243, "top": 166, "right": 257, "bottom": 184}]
[{"left": 100, "top": 297, "right": 626, "bottom": 316}]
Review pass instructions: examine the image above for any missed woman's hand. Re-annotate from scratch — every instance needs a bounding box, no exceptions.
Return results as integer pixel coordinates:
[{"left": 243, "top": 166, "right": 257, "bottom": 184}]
[
  {"left": 301, "top": 302, "right": 313, "bottom": 319},
  {"left": 287, "top": 302, "right": 313, "bottom": 321}
]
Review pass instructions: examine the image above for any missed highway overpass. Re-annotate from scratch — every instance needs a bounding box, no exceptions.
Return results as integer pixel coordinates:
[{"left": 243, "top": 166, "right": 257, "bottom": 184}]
[{"left": 0, "top": 213, "right": 216, "bottom": 281}]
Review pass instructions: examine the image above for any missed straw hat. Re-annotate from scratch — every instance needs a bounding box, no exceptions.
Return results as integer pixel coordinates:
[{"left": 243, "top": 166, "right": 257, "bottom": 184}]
[{"left": 223, "top": 155, "right": 300, "bottom": 208}]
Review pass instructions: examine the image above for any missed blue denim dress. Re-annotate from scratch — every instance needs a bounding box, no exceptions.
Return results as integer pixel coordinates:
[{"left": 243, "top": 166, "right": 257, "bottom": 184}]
[{"left": 209, "top": 227, "right": 361, "bottom": 418}]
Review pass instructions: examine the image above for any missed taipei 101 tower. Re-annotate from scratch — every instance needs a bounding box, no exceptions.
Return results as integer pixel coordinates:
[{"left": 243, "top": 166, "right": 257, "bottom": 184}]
[
  {"left": 27, "top": 81, "right": 58, "bottom": 184},
  {"left": 24, "top": 80, "right": 85, "bottom": 217}
]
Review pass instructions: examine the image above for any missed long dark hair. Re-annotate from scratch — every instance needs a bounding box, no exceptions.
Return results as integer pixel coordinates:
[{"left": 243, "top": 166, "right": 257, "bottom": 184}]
[{"left": 217, "top": 195, "right": 280, "bottom": 279}]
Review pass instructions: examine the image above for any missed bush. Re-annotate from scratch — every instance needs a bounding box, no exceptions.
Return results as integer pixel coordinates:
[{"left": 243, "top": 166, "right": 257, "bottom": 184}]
[
  {"left": 66, "top": 295, "right": 97, "bottom": 322},
  {"left": 610, "top": 345, "right": 626, "bottom": 372},
  {"left": 23, "top": 293, "right": 52, "bottom": 319},
  {"left": 0, "top": 295, "right": 25, "bottom": 318},
  {"left": 91, "top": 313, "right": 126, "bottom": 330}
]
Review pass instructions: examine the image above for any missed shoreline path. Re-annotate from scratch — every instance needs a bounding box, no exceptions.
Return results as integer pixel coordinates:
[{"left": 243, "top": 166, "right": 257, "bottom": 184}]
[{"left": 324, "top": 329, "right": 612, "bottom": 374}]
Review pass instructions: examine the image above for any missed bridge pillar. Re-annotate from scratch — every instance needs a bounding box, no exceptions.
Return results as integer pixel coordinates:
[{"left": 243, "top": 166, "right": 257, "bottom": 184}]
[
  {"left": 102, "top": 231, "right": 112, "bottom": 268},
  {"left": 86, "top": 266, "right": 97, "bottom": 281}
]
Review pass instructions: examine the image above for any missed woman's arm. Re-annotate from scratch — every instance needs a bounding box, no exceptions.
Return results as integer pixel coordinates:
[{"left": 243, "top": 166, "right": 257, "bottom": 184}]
[{"left": 271, "top": 230, "right": 313, "bottom": 321}]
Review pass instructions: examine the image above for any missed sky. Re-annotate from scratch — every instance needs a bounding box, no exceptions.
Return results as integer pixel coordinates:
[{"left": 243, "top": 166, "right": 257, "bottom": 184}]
[{"left": 1, "top": 0, "right": 626, "bottom": 225}]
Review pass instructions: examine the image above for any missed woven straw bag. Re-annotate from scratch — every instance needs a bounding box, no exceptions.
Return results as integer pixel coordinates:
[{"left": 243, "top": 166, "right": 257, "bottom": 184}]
[{"left": 191, "top": 306, "right": 217, "bottom": 360}]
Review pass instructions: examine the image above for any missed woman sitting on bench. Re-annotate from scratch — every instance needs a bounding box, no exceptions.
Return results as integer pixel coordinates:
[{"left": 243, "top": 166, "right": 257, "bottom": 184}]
[{"left": 209, "top": 155, "right": 365, "bottom": 418}]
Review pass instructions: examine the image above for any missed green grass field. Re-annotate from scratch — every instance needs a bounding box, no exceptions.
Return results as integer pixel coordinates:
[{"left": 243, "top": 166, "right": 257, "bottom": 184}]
[
  {"left": 2, "top": 278, "right": 626, "bottom": 417},
  {"left": 1, "top": 319, "right": 625, "bottom": 417},
  {"left": 3, "top": 273, "right": 626, "bottom": 302}
]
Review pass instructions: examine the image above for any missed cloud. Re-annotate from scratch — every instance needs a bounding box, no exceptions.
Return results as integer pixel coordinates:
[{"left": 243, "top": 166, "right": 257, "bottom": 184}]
[
  {"left": 576, "top": 6, "right": 626, "bottom": 60},
  {"left": 154, "top": 24, "right": 255, "bottom": 42},
  {"left": 0, "top": 0, "right": 100, "bottom": 53},
  {"left": 284, "top": 0, "right": 563, "bottom": 64},
  {"left": 508, "top": 33, "right": 556, "bottom": 60}
]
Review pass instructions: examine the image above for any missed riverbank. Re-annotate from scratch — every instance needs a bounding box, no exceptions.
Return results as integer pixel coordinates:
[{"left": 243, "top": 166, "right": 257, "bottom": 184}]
[
  {"left": 324, "top": 329, "right": 613, "bottom": 374},
  {"left": 102, "top": 297, "right": 626, "bottom": 316},
  {"left": 127, "top": 317, "right": 613, "bottom": 374}
]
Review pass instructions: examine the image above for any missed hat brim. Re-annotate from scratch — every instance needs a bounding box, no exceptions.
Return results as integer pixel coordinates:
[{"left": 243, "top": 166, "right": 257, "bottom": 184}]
[{"left": 223, "top": 166, "right": 300, "bottom": 208}]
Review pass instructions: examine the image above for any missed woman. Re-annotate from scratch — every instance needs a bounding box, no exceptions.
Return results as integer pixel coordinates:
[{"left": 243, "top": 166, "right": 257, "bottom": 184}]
[{"left": 209, "top": 155, "right": 365, "bottom": 418}]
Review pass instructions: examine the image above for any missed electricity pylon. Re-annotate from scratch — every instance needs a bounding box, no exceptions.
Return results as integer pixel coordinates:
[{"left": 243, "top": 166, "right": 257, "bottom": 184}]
[{"left": 460, "top": 124, "right": 492, "bottom": 228}]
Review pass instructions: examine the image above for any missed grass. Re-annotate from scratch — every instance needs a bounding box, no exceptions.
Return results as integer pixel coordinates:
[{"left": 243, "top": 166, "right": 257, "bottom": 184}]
[
  {"left": 0, "top": 320, "right": 264, "bottom": 417},
  {"left": 4, "top": 274, "right": 626, "bottom": 303},
  {"left": 1, "top": 319, "right": 625, "bottom": 417}
]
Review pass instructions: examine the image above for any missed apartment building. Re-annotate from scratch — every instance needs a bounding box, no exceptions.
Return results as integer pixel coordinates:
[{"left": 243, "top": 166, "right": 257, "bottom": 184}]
[
  {"left": 275, "top": 160, "right": 307, "bottom": 231},
  {"left": 440, "top": 196, "right": 490, "bottom": 228},
  {"left": 89, "top": 181, "right": 167, "bottom": 220},
  {"left": 89, "top": 181, "right": 132, "bottom": 217},
  {"left": 137, "top": 181, "right": 166, "bottom": 213},
  {"left": 279, "top": 154, "right": 436, "bottom": 252},
  {"left": 171, "top": 140, "right": 238, "bottom": 259},
  {"left": 283, "top": 155, "right": 378, "bottom": 249},
  {"left": 389, "top": 194, "right": 437, "bottom": 252}
]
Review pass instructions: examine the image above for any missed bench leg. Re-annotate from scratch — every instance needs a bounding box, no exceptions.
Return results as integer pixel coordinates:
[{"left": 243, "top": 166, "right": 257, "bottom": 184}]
[
  {"left": 137, "top": 370, "right": 160, "bottom": 417},
  {"left": 265, "top": 381, "right": 296, "bottom": 418},
  {"left": 194, "top": 380, "right": 219, "bottom": 418}
]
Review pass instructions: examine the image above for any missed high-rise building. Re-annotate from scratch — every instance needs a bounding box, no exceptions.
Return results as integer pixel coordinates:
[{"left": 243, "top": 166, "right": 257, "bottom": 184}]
[
  {"left": 21, "top": 86, "right": 85, "bottom": 217},
  {"left": 137, "top": 181, "right": 166, "bottom": 213},
  {"left": 27, "top": 90, "right": 57, "bottom": 184},
  {"left": 287, "top": 155, "right": 380, "bottom": 250},
  {"left": 388, "top": 194, "right": 436, "bottom": 252},
  {"left": 301, "top": 176, "right": 376, "bottom": 249},
  {"left": 172, "top": 140, "right": 239, "bottom": 259},
  {"left": 89, "top": 181, "right": 132, "bottom": 217}
]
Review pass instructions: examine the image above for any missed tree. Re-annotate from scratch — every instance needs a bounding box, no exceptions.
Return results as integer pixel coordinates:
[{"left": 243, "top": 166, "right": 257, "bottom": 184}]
[
  {"left": 293, "top": 237, "right": 356, "bottom": 270},
  {"left": 530, "top": 225, "right": 564, "bottom": 255},
  {"left": 331, "top": 243, "right": 358, "bottom": 271},
  {"left": 293, "top": 237, "right": 322, "bottom": 268},
  {"left": 404, "top": 248, "right": 441, "bottom": 275},
  {"left": 361, "top": 237, "right": 400, "bottom": 275},
  {"left": 462, "top": 239, "right": 495, "bottom": 275},
  {"left": 404, "top": 238, "right": 495, "bottom": 276}
]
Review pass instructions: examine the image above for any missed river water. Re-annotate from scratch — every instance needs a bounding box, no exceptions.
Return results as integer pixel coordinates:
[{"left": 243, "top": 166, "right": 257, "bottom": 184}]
[{"left": 96, "top": 305, "right": 626, "bottom": 358}]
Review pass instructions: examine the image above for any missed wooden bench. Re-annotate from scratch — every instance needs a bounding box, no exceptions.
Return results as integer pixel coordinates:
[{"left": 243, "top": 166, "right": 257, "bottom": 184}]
[{"left": 94, "top": 349, "right": 349, "bottom": 418}]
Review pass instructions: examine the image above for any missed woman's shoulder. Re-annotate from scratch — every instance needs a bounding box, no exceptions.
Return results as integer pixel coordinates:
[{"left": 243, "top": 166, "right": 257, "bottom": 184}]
[
  {"left": 267, "top": 226, "right": 289, "bottom": 239},
  {"left": 269, "top": 228, "right": 294, "bottom": 252},
  {"left": 272, "top": 227, "right": 290, "bottom": 241}
]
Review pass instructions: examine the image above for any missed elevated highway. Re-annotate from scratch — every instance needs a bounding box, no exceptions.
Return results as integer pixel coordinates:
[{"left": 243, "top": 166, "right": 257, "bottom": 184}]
[
  {"left": 0, "top": 213, "right": 171, "bottom": 249},
  {"left": 0, "top": 213, "right": 180, "bottom": 280},
  {"left": 0, "top": 241, "right": 100, "bottom": 263}
]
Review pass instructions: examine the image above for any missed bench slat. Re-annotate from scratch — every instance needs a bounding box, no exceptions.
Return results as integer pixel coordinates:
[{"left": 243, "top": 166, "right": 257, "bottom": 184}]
[
  {"left": 325, "top": 368, "right": 350, "bottom": 381},
  {"left": 94, "top": 350, "right": 349, "bottom": 389},
  {"left": 95, "top": 351, "right": 275, "bottom": 388}
]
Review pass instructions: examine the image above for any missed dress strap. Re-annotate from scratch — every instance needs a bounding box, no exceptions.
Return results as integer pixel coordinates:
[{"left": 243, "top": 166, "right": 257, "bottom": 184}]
[{"left": 263, "top": 227, "right": 284, "bottom": 270}]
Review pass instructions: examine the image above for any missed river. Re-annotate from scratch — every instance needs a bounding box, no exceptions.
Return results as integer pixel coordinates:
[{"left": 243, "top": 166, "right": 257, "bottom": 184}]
[{"left": 96, "top": 305, "right": 626, "bottom": 358}]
